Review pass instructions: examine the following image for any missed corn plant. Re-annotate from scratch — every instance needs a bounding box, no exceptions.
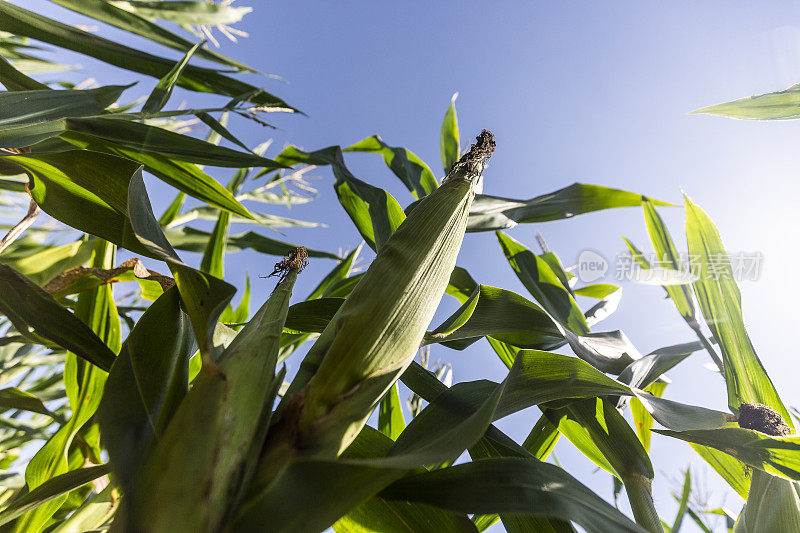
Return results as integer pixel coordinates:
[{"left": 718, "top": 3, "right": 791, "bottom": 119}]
[{"left": 1, "top": 2, "right": 799, "bottom": 533}]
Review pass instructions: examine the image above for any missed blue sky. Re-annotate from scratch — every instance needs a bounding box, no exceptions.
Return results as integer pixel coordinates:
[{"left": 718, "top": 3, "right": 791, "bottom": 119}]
[{"left": 18, "top": 1, "right": 800, "bottom": 530}]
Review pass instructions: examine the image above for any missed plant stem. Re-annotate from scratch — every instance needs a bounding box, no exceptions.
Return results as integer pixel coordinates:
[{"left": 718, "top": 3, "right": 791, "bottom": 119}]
[
  {"left": 685, "top": 316, "right": 724, "bottom": 374},
  {"left": 624, "top": 473, "right": 664, "bottom": 533}
]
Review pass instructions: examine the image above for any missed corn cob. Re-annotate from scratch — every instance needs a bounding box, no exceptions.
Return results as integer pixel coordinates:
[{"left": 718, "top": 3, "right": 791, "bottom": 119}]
[
  {"left": 123, "top": 250, "right": 305, "bottom": 533},
  {"left": 274, "top": 130, "right": 495, "bottom": 459}
]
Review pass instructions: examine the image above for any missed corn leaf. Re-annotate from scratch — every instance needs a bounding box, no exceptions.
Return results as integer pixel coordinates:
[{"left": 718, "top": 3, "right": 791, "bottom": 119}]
[
  {"left": 14, "top": 240, "right": 119, "bottom": 532},
  {"left": 423, "top": 285, "right": 563, "bottom": 351},
  {"left": 655, "top": 428, "right": 800, "bottom": 481},
  {"left": 332, "top": 428, "right": 474, "bottom": 533},
  {"left": 380, "top": 458, "right": 644, "bottom": 533},
  {"left": 5, "top": 150, "right": 253, "bottom": 237},
  {"left": 1, "top": 236, "right": 94, "bottom": 286},
  {"left": 167, "top": 226, "right": 340, "bottom": 260},
  {"left": 276, "top": 145, "right": 406, "bottom": 250},
  {"left": 692, "top": 83, "right": 800, "bottom": 120},
  {"left": 307, "top": 244, "right": 362, "bottom": 300},
  {"left": 670, "top": 469, "right": 691, "bottom": 533},
  {"left": 111, "top": 0, "right": 252, "bottom": 26},
  {"left": 142, "top": 41, "right": 202, "bottom": 115},
  {"left": 0, "top": 263, "right": 116, "bottom": 371},
  {"left": 378, "top": 384, "right": 405, "bottom": 441},
  {"left": 0, "top": 465, "right": 110, "bottom": 526},
  {"left": 124, "top": 168, "right": 236, "bottom": 362},
  {"left": 60, "top": 117, "right": 283, "bottom": 170},
  {"left": 689, "top": 443, "right": 750, "bottom": 499},
  {"left": 496, "top": 231, "right": 589, "bottom": 334},
  {"left": 0, "top": 85, "right": 128, "bottom": 127},
  {"left": 467, "top": 184, "right": 673, "bottom": 231},
  {"left": 685, "top": 196, "right": 790, "bottom": 423},
  {"left": 0, "top": 387, "right": 57, "bottom": 418},
  {"left": 45, "top": 0, "right": 255, "bottom": 71},
  {"left": 0, "top": 1, "right": 296, "bottom": 110},
  {"left": 346, "top": 135, "right": 438, "bottom": 198},
  {"left": 440, "top": 93, "right": 460, "bottom": 174},
  {"left": 97, "top": 286, "right": 193, "bottom": 495},
  {"left": 0, "top": 54, "right": 49, "bottom": 91},
  {"left": 643, "top": 199, "right": 694, "bottom": 319},
  {"left": 631, "top": 381, "right": 668, "bottom": 452}
]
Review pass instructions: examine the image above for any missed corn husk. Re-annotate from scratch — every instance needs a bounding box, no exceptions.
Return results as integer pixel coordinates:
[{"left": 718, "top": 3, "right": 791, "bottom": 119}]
[
  {"left": 280, "top": 131, "right": 495, "bottom": 457},
  {"left": 121, "top": 253, "right": 303, "bottom": 533}
]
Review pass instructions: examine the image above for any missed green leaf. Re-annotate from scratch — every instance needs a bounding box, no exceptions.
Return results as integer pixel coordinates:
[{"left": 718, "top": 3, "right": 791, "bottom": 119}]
[
  {"left": 165, "top": 205, "right": 320, "bottom": 229},
  {"left": 124, "top": 168, "right": 236, "bottom": 363},
  {"left": 631, "top": 381, "right": 668, "bottom": 452},
  {"left": 220, "top": 274, "right": 250, "bottom": 325},
  {"left": 6, "top": 151, "right": 160, "bottom": 258},
  {"left": 618, "top": 340, "right": 702, "bottom": 390},
  {"left": 276, "top": 145, "right": 405, "bottom": 250},
  {"left": 15, "top": 239, "right": 119, "bottom": 532},
  {"left": 47, "top": 484, "right": 117, "bottom": 533},
  {"left": 582, "top": 284, "right": 622, "bottom": 328},
  {"left": 57, "top": 127, "right": 256, "bottom": 219},
  {"left": 671, "top": 469, "right": 691, "bottom": 533},
  {"left": 237, "top": 369, "right": 511, "bottom": 532},
  {"left": 0, "top": 54, "right": 49, "bottom": 91},
  {"left": 496, "top": 231, "right": 589, "bottom": 334},
  {"left": 111, "top": 0, "right": 252, "bottom": 26},
  {"left": 685, "top": 195, "right": 790, "bottom": 424},
  {"left": 307, "top": 244, "right": 362, "bottom": 300},
  {"left": 574, "top": 283, "right": 620, "bottom": 299},
  {"left": 467, "top": 184, "right": 673, "bottom": 231},
  {"left": 470, "top": 419, "right": 574, "bottom": 533},
  {"left": 0, "top": 1, "right": 296, "bottom": 110},
  {"left": 97, "top": 286, "right": 193, "bottom": 495},
  {"left": 281, "top": 297, "right": 343, "bottom": 334},
  {"left": 0, "top": 85, "right": 129, "bottom": 127},
  {"left": 424, "top": 285, "right": 563, "bottom": 351},
  {"left": 0, "top": 387, "right": 57, "bottom": 418},
  {"left": 642, "top": 199, "right": 694, "bottom": 319},
  {"left": 1, "top": 236, "right": 94, "bottom": 286},
  {"left": 399, "top": 349, "right": 727, "bottom": 454},
  {"left": 521, "top": 415, "right": 561, "bottom": 459},
  {"left": 655, "top": 427, "right": 800, "bottom": 481},
  {"left": 158, "top": 191, "right": 185, "bottom": 226},
  {"left": 692, "top": 83, "right": 800, "bottom": 120},
  {"left": 690, "top": 443, "right": 750, "bottom": 499},
  {"left": 549, "top": 397, "right": 654, "bottom": 480},
  {"left": 0, "top": 263, "right": 116, "bottom": 371},
  {"left": 201, "top": 160, "right": 267, "bottom": 278},
  {"left": 440, "top": 93, "right": 460, "bottom": 174},
  {"left": 346, "top": 135, "right": 438, "bottom": 198},
  {"left": 335, "top": 500, "right": 475, "bottom": 533},
  {"left": 46, "top": 0, "right": 256, "bottom": 71},
  {"left": 167, "top": 226, "right": 340, "bottom": 260},
  {"left": 142, "top": 41, "right": 202, "bottom": 115},
  {"left": 0, "top": 465, "right": 110, "bottom": 526},
  {"left": 378, "top": 383, "right": 405, "bottom": 441},
  {"left": 379, "top": 458, "right": 643, "bottom": 533},
  {"left": 61, "top": 117, "right": 284, "bottom": 170}
]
